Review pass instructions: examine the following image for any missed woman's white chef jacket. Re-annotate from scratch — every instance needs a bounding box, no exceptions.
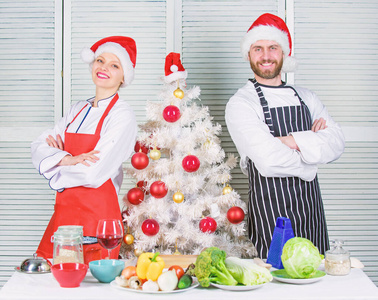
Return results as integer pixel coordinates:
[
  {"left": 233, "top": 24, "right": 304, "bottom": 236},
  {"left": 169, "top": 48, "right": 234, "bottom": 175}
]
[
  {"left": 225, "top": 80, "right": 345, "bottom": 181},
  {"left": 31, "top": 95, "right": 137, "bottom": 193}
]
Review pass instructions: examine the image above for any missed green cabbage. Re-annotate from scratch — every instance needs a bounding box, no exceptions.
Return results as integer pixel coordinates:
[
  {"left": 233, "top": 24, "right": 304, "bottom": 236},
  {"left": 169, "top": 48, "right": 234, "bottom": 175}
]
[
  {"left": 224, "top": 257, "right": 273, "bottom": 285},
  {"left": 281, "top": 237, "right": 323, "bottom": 279}
]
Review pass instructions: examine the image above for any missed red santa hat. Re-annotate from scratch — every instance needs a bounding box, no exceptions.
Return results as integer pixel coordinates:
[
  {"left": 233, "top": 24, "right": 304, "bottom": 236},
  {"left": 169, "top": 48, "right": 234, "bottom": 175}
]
[
  {"left": 80, "top": 36, "right": 137, "bottom": 88},
  {"left": 240, "top": 13, "right": 297, "bottom": 73},
  {"left": 164, "top": 52, "right": 188, "bottom": 83}
]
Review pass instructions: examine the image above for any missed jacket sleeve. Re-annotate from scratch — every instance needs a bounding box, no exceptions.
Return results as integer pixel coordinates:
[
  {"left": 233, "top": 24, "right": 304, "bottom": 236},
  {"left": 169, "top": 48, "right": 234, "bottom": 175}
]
[
  {"left": 290, "top": 89, "right": 345, "bottom": 164},
  {"left": 48, "top": 106, "right": 137, "bottom": 191},
  {"left": 225, "top": 93, "right": 318, "bottom": 182},
  {"left": 30, "top": 107, "right": 74, "bottom": 179}
]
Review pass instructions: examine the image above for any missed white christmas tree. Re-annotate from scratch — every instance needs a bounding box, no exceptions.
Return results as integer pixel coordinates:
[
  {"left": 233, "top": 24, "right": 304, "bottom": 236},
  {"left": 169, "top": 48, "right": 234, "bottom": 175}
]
[{"left": 120, "top": 53, "right": 256, "bottom": 258}]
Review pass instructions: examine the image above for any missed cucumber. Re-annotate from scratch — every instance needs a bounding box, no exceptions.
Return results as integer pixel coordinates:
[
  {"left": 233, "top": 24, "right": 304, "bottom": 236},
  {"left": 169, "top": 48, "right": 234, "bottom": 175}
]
[{"left": 177, "top": 274, "right": 193, "bottom": 289}]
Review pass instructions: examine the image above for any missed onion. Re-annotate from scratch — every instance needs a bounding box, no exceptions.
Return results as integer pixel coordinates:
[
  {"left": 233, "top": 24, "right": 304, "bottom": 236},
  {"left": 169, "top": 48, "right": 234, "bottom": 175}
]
[
  {"left": 122, "top": 266, "right": 137, "bottom": 279},
  {"left": 157, "top": 270, "right": 178, "bottom": 291}
]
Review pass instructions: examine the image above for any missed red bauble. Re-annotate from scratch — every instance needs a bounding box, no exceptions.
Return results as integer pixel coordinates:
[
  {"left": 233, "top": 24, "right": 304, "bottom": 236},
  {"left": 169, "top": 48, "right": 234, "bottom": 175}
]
[
  {"left": 150, "top": 181, "right": 168, "bottom": 198},
  {"left": 199, "top": 217, "right": 217, "bottom": 233},
  {"left": 227, "top": 206, "right": 245, "bottom": 224},
  {"left": 134, "top": 141, "right": 149, "bottom": 154},
  {"left": 141, "top": 219, "right": 160, "bottom": 236},
  {"left": 182, "top": 155, "right": 200, "bottom": 172},
  {"left": 163, "top": 105, "right": 181, "bottom": 123},
  {"left": 136, "top": 180, "right": 149, "bottom": 195},
  {"left": 131, "top": 152, "right": 149, "bottom": 170},
  {"left": 127, "top": 187, "right": 144, "bottom": 205}
]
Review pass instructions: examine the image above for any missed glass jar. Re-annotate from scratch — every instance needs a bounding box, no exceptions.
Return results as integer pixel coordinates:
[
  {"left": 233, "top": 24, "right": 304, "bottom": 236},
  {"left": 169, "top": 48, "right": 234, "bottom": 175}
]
[
  {"left": 52, "top": 225, "right": 84, "bottom": 264},
  {"left": 325, "top": 239, "right": 351, "bottom": 276}
]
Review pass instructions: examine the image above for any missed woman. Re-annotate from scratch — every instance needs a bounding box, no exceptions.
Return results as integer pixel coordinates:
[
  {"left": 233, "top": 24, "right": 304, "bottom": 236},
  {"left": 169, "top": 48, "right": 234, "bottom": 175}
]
[{"left": 31, "top": 36, "right": 138, "bottom": 259}]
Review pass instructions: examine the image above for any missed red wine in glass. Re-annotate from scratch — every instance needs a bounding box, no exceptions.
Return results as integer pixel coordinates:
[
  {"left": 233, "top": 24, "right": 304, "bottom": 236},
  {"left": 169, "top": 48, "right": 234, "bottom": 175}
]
[
  {"left": 96, "top": 219, "right": 123, "bottom": 259},
  {"left": 97, "top": 235, "right": 122, "bottom": 249}
]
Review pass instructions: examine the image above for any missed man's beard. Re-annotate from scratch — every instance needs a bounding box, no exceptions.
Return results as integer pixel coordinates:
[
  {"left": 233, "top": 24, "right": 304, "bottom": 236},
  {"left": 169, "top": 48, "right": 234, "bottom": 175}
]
[{"left": 250, "top": 59, "right": 283, "bottom": 80}]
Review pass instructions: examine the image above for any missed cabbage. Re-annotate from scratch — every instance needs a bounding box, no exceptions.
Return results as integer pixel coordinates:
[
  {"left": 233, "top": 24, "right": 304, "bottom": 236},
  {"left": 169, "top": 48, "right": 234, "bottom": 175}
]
[
  {"left": 281, "top": 237, "right": 323, "bottom": 279},
  {"left": 224, "top": 257, "right": 273, "bottom": 285}
]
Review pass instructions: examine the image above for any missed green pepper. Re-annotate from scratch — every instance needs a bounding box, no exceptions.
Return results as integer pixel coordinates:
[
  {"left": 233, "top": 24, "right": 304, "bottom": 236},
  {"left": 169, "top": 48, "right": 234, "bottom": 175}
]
[{"left": 178, "top": 274, "right": 193, "bottom": 289}]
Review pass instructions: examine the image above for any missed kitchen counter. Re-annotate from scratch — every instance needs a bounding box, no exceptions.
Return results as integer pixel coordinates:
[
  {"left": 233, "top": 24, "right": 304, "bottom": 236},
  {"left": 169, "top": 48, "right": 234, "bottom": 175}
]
[{"left": 1, "top": 268, "right": 378, "bottom": 300}]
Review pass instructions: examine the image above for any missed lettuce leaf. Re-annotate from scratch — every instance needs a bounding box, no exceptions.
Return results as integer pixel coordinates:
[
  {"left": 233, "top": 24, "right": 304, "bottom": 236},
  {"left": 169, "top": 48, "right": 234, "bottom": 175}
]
[{"left": 224, "top": 257, "right": 273, "bottom": 286}]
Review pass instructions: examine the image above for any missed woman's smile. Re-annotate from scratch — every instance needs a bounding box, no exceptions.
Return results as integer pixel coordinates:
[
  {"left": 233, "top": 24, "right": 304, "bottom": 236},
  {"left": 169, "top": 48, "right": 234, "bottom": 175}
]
[{"left": 96, "top": 72, "right": 110, "bottom": 79}]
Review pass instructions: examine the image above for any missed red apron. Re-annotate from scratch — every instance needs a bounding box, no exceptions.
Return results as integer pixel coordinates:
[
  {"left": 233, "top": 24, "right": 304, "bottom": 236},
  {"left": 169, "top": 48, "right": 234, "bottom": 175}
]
[{"left": 36, "top": 94, "right": 123, "bottom": 260}]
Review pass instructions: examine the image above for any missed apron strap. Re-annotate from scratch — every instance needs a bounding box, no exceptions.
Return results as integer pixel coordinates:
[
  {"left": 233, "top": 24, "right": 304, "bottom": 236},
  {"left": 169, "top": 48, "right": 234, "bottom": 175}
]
[
  {"left": 250, "top": 78, "right": 275, "bottom": 135},
  {"left": 65, "top": 103, "right": 90, "bottom": 133}
]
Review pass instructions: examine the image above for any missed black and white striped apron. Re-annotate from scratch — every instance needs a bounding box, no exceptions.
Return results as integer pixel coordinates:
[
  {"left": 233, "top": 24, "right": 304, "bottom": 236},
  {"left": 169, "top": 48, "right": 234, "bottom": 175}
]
[{"left": 247, "top": 78, "right": 329, "bottom": 258}]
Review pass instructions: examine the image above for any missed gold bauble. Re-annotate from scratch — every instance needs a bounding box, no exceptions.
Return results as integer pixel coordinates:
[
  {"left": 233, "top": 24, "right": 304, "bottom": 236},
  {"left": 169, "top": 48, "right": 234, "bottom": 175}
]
[
  {"left": 124, "top": 233, "right": 134, "bottom": 245},
  {"left": 134, "top": 248, "right": 143, "bottom": 257},
  {"left": 222, "top": 184, "right": 233, "bottom": 195},
  {"left": 173, "top": 88, "right": 184, "bottom": 99},
  {"left": 149, "top": 148, "right": 161, "bottom": 160},
  {"left": 173, "top": 191, "right": 184, "bottom": 203}
]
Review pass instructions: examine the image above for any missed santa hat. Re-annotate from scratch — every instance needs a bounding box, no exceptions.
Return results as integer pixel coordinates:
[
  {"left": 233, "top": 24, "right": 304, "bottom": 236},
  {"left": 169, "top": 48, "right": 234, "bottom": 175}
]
[
  {"left": 240, "top": 13, "right": 297, "bottom": 73},
  {"left": 164, "top": 52, "right": 188, "bottom": 83},
  {"left": 80, "top": 36, "right": 137, "bottom": 88}
]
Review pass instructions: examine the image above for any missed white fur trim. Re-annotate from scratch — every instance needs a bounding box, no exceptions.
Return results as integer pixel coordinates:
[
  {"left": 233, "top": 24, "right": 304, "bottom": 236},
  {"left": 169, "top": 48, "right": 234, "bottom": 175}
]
[
  {"left": 281, "top": 56, "right": 297, "bottom": 73},
  {"left": 80, "top": 47, "right": 95, "bottom": 64},
  {"left": 240, "top": 25, "right": 290, "bottom": 61},
  {"left": 164, "top": 70, "right": 188, "bottom": 83}
]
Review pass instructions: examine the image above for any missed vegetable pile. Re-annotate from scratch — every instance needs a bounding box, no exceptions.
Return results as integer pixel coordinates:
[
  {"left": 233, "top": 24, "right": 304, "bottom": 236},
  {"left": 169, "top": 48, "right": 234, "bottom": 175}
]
[
  {"left": 194, "top": 247, "right": 272, "bottom": 287},
  {"left": 281, "top": 237, "right": 323, "bottom": 279},
  {"left": 115, "top": 252, "right": 194, "bottom": 292},
  {"left": 115, "top": 247, "right": 273, "bottom": 291}
]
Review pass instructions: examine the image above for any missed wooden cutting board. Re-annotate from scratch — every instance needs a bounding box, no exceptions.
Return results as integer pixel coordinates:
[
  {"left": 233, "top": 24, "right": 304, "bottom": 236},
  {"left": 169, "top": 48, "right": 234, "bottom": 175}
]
[{"left": 159, "top": 255, "right": 198, "bottom": 269}]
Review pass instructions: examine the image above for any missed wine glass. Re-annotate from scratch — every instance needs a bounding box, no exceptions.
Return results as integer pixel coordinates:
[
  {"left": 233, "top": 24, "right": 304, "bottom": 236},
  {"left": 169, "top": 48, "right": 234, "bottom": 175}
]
[{"left": 96, "top": 219, "right": 123, "bottom": 259}]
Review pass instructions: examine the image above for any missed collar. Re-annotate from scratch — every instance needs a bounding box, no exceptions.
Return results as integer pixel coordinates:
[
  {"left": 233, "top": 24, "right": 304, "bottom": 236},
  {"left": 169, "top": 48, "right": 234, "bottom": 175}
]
[
  {"left": 86, "top": 93, "right": 117, "bottom": 108},
  {"left": 249, "top": 78, "right": 286, "bottom": 89}
]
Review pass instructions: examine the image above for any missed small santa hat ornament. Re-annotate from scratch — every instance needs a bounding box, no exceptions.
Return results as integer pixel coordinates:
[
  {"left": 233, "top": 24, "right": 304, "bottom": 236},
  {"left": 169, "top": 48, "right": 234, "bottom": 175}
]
[
  {"left": 80, "top": 36, "right": 137, "bottom": 87},
  {"left": 164, "top": 52, "right": 188, "bottom": 84},
  {"left": 240, "top": 13, "right": 297, "bottom": 73}
]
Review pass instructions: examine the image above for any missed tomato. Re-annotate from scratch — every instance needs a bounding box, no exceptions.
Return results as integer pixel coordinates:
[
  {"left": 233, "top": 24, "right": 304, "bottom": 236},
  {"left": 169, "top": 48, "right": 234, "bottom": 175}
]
[
  {"left": 168, "top": 265, "right": 185, "bottom": 280},
  {"left": 122, "top": 265, "right": 137, "bottom": 279}
]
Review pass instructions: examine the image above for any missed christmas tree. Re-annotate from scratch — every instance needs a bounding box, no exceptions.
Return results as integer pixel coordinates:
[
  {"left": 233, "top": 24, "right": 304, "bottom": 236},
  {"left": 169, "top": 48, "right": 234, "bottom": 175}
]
[{"left": 120, "top": 53, "right": 256, "bottom": 258}]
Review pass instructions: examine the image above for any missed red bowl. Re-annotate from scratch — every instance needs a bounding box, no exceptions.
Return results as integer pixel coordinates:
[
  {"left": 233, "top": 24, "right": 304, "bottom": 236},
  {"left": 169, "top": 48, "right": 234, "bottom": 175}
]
[{"left": 51, "top": 263, "right": 88, "bottom": 288}]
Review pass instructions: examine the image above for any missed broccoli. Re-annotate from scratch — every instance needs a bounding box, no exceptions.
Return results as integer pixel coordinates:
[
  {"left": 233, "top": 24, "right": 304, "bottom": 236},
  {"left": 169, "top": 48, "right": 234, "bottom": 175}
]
[{"left": 194, "top": 247, "right": 238, "bottom": 287}]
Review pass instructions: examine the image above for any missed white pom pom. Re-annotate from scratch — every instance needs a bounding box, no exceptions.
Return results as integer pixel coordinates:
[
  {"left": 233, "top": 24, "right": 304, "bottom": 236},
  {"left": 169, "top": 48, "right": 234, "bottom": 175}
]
[
  {"left": 80, "top": 47, "right": 95, "bottom": 64},
  {"left": 281, "top": 56, "right": 297, "bottom": 73},
  {"left": 170, "top": 65, "right": 178, "bottom": 72}
]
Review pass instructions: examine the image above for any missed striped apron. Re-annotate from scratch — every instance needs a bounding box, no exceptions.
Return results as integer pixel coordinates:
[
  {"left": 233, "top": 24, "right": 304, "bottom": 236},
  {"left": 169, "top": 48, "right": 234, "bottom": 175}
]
[{"left": 247, "top": 78, "right": 329, "bottom": 258}]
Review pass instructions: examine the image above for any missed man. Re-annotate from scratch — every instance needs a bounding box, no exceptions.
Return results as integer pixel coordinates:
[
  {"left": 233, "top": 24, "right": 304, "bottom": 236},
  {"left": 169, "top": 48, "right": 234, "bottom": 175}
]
[{"left": 225, "top": 13, "right": 345, "bottom": 258}]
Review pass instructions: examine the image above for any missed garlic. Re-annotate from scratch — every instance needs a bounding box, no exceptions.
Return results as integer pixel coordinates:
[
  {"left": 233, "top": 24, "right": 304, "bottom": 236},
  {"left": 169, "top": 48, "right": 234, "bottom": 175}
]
[{"left": 142, "top": 279, "right": 159, "bottom": 292}]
